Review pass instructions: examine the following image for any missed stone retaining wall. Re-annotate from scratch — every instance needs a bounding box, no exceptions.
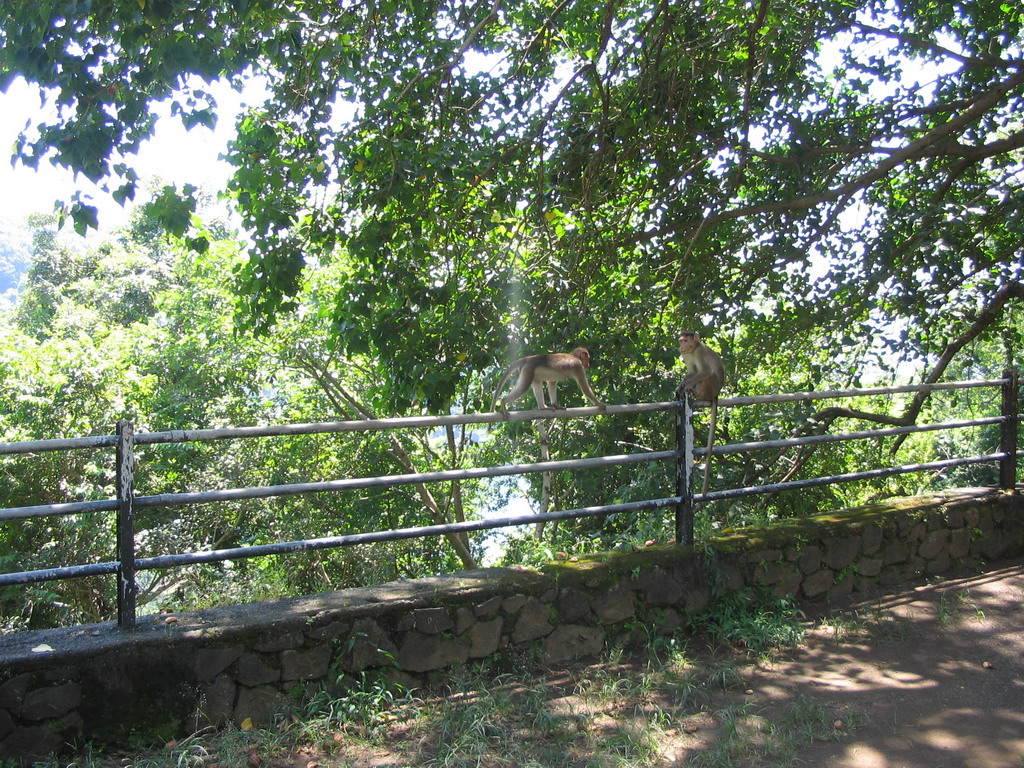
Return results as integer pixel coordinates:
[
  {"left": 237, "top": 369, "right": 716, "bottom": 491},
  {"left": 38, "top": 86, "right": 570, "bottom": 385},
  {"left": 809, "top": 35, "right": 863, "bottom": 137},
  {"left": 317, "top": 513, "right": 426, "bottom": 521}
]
[{"left": 2, "top": 487, "right": 1021, "bottom": 764}]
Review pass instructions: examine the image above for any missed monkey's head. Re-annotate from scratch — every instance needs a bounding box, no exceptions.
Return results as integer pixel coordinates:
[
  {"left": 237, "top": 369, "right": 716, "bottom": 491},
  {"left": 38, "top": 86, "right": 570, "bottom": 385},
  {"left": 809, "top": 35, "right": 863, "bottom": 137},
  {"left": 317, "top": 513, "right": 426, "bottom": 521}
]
[
  {"left": 571, "top": 347, "right": 591, "bottom": 369},
  {"left": 678, "top": 332, "right": 701, "bottom": 354}
]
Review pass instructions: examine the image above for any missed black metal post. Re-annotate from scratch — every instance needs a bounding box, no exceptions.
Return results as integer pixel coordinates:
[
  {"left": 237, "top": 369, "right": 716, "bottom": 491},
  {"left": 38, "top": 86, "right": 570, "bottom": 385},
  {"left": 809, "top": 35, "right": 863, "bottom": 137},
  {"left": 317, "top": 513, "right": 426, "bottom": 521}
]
[
  {"left": 1000, "top": 369, "right": 1019, "bottom": 492},
  {"left": 674, "top": 389, "right": 695, "bottom": 545},
  {"left": 116, "top": 419, "right": 137, "bottom": 629}
]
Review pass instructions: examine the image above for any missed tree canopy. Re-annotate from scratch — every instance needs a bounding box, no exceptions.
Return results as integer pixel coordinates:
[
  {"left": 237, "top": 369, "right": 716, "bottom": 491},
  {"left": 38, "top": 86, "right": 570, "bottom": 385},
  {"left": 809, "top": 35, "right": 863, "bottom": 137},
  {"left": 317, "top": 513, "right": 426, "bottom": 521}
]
[{"left": 3, "top": 1, "right": 1022, "bottom": 403}]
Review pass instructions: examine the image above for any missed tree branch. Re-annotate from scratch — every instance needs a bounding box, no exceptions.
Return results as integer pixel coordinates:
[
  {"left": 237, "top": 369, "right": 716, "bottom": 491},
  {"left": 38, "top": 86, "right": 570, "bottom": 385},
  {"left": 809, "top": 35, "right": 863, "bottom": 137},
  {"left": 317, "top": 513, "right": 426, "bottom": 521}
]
[
  {"left": 627, "top": 67, "right": 1024, "bottom": 246},
  {"left": 394, "top": 0, "right": 504, "bottom": 104},
  {"left": 764, "top": 281, "right": 1024, "bottom": 487},
  {"left": 851, "top": 22, "right": 1022, "bottom": 69},
  {"left": 889, "top": 280, "right": 1024, "bottom": 451},
  {"left": 286, "top": 351, "right": 478, "bottom": 568}
]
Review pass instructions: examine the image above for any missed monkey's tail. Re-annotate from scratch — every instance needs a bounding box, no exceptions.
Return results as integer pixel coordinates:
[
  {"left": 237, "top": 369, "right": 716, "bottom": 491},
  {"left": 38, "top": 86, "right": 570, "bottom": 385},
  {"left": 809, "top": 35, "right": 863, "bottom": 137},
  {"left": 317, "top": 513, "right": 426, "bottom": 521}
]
[
  {"left": 489, "top": 363, "right": 518, "bottom": 413},
  {"left": 701, "top": 399, "right": 718, "bottom": 497},
  {"left": 487, "top": 362, "right": 522, "bottom": 433}
]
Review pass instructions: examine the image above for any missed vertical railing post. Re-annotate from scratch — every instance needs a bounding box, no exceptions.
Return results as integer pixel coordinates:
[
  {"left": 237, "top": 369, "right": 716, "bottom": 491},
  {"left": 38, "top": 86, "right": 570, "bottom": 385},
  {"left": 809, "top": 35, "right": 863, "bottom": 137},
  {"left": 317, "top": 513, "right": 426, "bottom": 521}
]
[
  {"left": 116, "top": 419, "right": 137, "bottom": 629},
  {"left": 1000, "top": 369, "right": 1019, "bottom": 492},
  {"left": 674, "top": 389, "right": 695, "bottom": 545}
]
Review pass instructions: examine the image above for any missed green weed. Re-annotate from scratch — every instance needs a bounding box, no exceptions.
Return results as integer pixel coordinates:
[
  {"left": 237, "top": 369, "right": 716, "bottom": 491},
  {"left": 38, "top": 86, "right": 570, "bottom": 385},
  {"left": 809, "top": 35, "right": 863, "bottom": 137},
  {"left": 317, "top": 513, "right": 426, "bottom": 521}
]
[
  {"left": 866, "top": 611, "right": 918, "bottom": 643},
  {"left": 937, "top": 589, "right": 985, "bottom": 627},
  {"left": 688, "top": 695, "right": 866, "bottom": 768},
  {"left": 689, "top": 588, "right": 807, "bottom": 655},
  {"left": 298, "top": 669, "right": 418, "bottom": 745}
]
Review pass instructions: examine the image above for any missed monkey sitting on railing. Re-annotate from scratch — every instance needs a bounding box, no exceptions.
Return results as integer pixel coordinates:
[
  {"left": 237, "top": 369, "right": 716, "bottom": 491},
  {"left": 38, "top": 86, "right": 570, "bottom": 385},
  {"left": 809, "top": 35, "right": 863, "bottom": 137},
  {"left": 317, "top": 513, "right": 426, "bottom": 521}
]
[{"left": 677, "top": 332, "right": 725, "bottom": 495}]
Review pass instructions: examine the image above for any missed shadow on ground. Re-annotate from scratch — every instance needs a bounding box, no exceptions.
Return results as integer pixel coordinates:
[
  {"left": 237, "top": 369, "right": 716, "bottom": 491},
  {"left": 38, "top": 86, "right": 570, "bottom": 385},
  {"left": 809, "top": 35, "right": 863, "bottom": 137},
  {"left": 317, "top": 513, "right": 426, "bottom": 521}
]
[{"left": 752, "top": 557, "right": 1024, "bottom": 768}]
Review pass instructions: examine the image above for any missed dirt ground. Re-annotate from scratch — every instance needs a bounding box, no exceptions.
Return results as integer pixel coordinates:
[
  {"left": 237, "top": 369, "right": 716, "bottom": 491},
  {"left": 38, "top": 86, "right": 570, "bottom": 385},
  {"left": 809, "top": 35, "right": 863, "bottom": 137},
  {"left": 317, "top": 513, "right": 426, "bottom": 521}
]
[{"left": 751, "top": 557, "right": 1024, "bottom": 768}]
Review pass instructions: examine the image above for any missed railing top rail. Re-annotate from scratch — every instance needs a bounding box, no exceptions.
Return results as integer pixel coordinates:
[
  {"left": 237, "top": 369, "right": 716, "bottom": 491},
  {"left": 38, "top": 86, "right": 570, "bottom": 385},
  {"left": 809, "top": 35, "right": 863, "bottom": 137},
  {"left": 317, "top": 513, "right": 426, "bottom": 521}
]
[
  {"left": 0, "top": 434, "right": 119, "bottom": 456},
  {"left": 0, "top": 377, "right": 1009, "bottom": 456},
  {"left": 717, "top": 378, "right": 1004, "bottom": 408},
  {"left": 133, "top": 402, "right": 648, "bottom": 445},
  {"left": 128, "top": 449, "right": 676, "bottom": 510},
  {"left": 0, "top": 403, "right": 660, "bottom": 455}
]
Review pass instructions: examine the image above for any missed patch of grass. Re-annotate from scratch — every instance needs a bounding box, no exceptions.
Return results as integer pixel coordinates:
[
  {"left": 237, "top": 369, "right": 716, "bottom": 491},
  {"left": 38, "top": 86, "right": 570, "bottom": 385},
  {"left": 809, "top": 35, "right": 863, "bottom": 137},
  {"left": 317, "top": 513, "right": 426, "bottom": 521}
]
[
  {"left": 865, "top": 611, "right": 919, "bottom": 643},
  {"left": 644, "top": 632, "right": 691, "bottom": 668},
  {"left": 817, "top": 612, "right": 870, "bottom": 643},
  {"left": 818, "top": 606, "right": 919, "bottom": 645},
  {"left": 818, "top": 604, "right": 933, "bottom": 646},
  {"left": 688, "top": 702, "right": 778, "bottom": 768},
  {"left": 41, "top": 635, "right": 865, "bottom": 768},
  {"left": 297, "top": 669, "right": 419, "bottom": 745},
  {"left": 688, "top": 695, "right": 867, "bottom": 768},
  {"left": 689, "top": 588, "right": 807, "bottom": 656},
  {"left": 419, "top": 668, "right": 580, "bottom": 768},
  {"left": 690, "top": 659, "right": 746, "bottom": 692},
  {"left": 937, "top": 589, "right": 985, "bottom": 627},
  {"left": 785, "top": 693, "right": 869, "bottom": 743},
  {"left": 136, "top": 723, "right": 291, "bottom": 768},
  {"left": 599, "top": 721, "right": 662, "bottom": 766}
]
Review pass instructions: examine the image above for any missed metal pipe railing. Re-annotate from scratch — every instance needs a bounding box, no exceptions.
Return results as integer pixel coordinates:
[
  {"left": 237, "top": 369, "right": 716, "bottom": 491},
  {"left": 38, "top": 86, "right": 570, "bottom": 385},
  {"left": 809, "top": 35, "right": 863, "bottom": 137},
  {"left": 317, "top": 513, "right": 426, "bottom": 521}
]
[
  {"left": 0, "top": 378, "right": 1002, "bottom": 456},
  {"left": 0, "top": 496, "right": 683, "bottom": 588},
  {"left": 707, "top": 417, "right": 1005, "bottom": 456},
  {"left": 700, "top": 453, "right": 1009, "bottom": 503},
  {"left": 0, "top": 375, "right": 1018, "bottom": 629}
]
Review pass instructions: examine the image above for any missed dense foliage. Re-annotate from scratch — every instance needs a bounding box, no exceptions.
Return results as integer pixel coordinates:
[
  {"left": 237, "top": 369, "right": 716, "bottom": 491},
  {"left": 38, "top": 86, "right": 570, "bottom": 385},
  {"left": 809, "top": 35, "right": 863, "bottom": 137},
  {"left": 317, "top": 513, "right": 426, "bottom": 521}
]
[
  {"left": 3, "top": 0, "right": 1022, "bottom": 376},
  {"left": 0, "top": 214, "right": 475, "bottom": 628},
  {"left": 1, "top": 0, "right": 1021, "bottom": 626}
]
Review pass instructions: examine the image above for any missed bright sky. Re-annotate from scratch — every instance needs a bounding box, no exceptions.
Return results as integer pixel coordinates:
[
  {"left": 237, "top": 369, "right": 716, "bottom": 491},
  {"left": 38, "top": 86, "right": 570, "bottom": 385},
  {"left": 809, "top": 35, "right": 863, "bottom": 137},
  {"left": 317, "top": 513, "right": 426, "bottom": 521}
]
[{"left": 0, "top": 77, "right": 258, "bottom": 232}]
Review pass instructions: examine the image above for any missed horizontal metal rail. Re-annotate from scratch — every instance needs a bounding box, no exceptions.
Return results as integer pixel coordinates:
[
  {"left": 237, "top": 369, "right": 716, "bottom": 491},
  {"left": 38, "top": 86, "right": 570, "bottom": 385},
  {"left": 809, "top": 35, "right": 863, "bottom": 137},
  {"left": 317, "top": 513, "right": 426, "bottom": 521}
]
[
  {"left": 0, "top": 377, "right": 1004, "bottom": 457},
  {"left": 0, "top": 496, "right": 682, "bottom": 587},
  {"left": 0, "top": 451, "right": 677, "bottom": 522},
  {"left": 0, "top": 498, "right": 118, "bottom": 522},
  {"left": 716, "top": 378, "right": 1004, "bottom": 408},
  {"left": 0, "top": 434, "right": 119, "bottom": 455},
  {"left": 701, "top": 453, "right": 1007, "bottom": 502},
  {"left": 131, "top": 450, "right": 676, "bottom": 509},
  {"left": 0, "top": 560, "right": 119, "bottom": 587},
  {"left": 2, "top": 451, "right": 1013, "bottom": 590},
  {"left": 0, "top": 403, "right": 663, "bottom": 456},
  {"left": 707, "top": 417, "right": 1006, "bottom": 456}
]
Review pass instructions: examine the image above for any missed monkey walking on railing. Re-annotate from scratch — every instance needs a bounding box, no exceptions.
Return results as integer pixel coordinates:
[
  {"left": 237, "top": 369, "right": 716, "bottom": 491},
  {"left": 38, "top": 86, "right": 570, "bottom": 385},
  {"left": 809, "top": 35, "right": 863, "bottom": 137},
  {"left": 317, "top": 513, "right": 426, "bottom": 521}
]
[
  {"left": 677, "top": 332, "right": 726, "bottom": 495},
  {"left": 491, "top": 347, "right": 606, "bottom": 416},
  {"left": 490, "top": 347, "right": 606, "bottom": 534}
]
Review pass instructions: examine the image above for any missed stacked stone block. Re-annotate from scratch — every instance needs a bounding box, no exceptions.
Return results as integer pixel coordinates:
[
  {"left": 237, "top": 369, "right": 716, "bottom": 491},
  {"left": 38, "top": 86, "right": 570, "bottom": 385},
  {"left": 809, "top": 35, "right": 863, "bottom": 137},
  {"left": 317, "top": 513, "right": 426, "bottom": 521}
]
[{"left": 1, "top": 488, "right": 1021, "bottom": 764}]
